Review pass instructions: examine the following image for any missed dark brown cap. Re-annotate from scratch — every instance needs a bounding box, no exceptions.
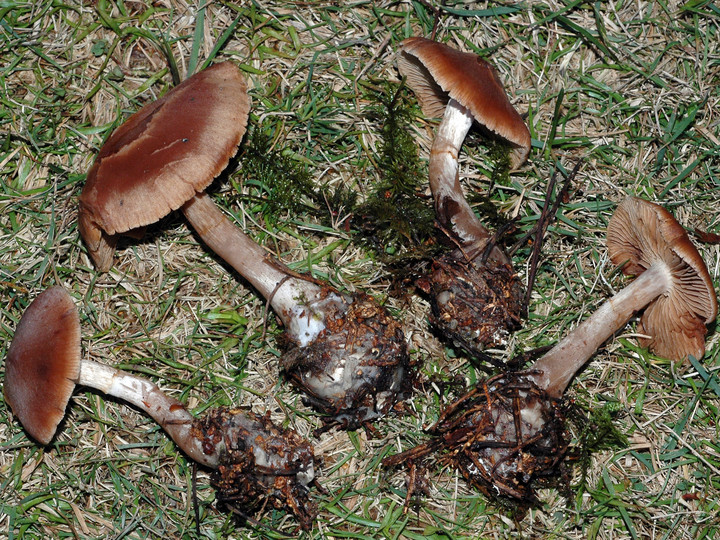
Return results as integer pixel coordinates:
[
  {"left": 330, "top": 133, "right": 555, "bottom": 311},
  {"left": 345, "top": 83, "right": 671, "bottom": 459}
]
[
  {"left": 4, "top": 287, "right": 81, "bottom": 444},
  {"left": 398, "top": 37, "right": 531, "bottom": 168},
  {"left": 607, "top": 197, "right": 717, "bottom": 361},
  {"left": 78, "top": 62, "right": 251, "bottom": 271}
]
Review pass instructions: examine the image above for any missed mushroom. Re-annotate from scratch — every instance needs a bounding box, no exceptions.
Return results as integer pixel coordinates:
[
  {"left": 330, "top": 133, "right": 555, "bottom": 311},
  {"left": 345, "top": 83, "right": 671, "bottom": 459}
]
[
  {"left": 185, "top": 195, "right": 410, "bottom": 430},
  {"left": 3, "top": 286, "right": 317, "bottom": 529},
  {"left": 530, "top": 196, "right": 718, "bottom": 398},
  {"left": 78, "top": 61, "right": 251, "bottom": 273},
  {"left": 78, "top": 63, "right": 410, "bottom": 429},
  {"left": 385, "top": 197, "right": 717, "bottom": 501},
  {"left": 398, "top": 37, "right": 530, "bottom": 358}
]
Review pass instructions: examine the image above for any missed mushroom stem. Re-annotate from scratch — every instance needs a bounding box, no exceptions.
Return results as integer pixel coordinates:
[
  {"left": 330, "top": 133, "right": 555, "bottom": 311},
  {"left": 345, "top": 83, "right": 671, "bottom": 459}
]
[
  {"left": 529, "top": 261, "right": 671, "bottom": 398},
  {"left": 77, "top": 360, "right": 217, "bottom": 467},
  {"left": 181, "top": 193, "right": 409, "bottom": 428},
  {"left": 181, "top": 192, "right": 333, "bottom": 345},
  {"left": 429, "top": 98, "right": 509, "bottom": 265}
]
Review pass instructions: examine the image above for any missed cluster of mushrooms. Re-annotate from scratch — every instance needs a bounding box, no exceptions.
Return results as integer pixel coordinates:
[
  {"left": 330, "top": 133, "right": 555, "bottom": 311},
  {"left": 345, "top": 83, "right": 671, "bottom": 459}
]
[{"left": 3, "top": 37, "right": 718, "bottom": 530}]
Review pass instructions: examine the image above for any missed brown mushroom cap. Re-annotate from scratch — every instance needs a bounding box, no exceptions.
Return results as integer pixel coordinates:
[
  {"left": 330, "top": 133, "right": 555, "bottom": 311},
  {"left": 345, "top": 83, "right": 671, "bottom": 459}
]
[
  {"left": 397, "top": 36, "right": 531, "bottom": 168},
  {"left": 78, "top": 62, "right": 250, "bottom": 270},
  {"left": 4, "top": 287, "right": 81, "bottom": 444},
  {"left": 607, "top": 197, "right": 717, "bottom": 361}
]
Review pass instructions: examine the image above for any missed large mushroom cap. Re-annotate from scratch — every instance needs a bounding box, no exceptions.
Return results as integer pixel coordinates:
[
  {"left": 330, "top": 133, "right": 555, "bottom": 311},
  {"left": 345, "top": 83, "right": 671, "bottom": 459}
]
[
  {"left": 607, "top": 197, "right": 717, "bottom": 361},
  {"left": 4, "top": 287, "right": 81, "bottom": 444},
  {"left": 78, "top": 61, "right": 251, "bottom": 271},
  {"left": 397, "top": 36, "right": 531, "bottom": 168}
]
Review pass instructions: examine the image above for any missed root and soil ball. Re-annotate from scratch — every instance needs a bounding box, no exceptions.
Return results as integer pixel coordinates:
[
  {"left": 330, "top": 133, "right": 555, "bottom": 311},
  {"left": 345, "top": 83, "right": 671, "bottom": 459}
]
[
  {"left": 417, "top": 253, "right": 525, "bottom": 360},
  {"left": 384, "top": 372, "right": 569, "bottom": 503},
  {"left": 281, "top": 291, "right": 411, "bottom": 430},
  {"left": 195, "top": 407, "right": 317, "bottom": 529}
]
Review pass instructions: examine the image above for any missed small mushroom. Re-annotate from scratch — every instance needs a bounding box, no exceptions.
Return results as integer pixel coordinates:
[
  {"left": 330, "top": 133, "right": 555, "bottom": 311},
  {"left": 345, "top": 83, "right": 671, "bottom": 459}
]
[
  {"left": 3, "top": 287, "right": 317, "bottom": 529},
  {"left": 530, "top": 196, "right": 717, "bottom": 398},
  {"left": 385, "top": 197, "right": 717, "bottom": 501},
  {"left": 78, "top": 63, "right": 410, "bottom": 429},
  {"left": 398, "top": 37, "right": 529, "bottom": 357}
]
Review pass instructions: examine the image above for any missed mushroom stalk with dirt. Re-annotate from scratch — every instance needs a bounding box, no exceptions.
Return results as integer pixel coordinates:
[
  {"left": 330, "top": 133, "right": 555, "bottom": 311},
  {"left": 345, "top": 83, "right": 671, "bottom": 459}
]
[
  {"left": 183, "top": 193, "right": 411, "bottom": 430},
  {"left": 3, "top": 287, "right": 317, "bottom": 529},
  {"left": 384, "top": 197, "right": 717, "bottom": 501},
  {"left": 398, "top": 37, "right": 531, "bottom": 359},
  {"left": 78, "top": 62, "right": 410, "bottom": 429}
]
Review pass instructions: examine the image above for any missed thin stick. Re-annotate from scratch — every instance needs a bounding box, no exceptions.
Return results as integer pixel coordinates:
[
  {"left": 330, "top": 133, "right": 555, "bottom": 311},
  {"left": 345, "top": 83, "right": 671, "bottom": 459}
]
[
  {"left": 528, "top": 161, "right": 581, "bottom": 305},
  {"left": 192, "top": 462, "right": 200, "bottom": 535},
  {"left": 524, "top": 168, "right": 559, "bottom": 307}
]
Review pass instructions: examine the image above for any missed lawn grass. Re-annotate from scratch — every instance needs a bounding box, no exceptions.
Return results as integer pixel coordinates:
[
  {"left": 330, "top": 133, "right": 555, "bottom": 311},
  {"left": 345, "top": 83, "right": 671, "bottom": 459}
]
[{"left": 1, "top": 0, "right": 720, "bottom": 538}]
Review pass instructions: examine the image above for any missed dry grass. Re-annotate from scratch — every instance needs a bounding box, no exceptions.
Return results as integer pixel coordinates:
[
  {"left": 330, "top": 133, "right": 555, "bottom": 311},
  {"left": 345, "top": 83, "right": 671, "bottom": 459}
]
[{"left": 1, "top": 0, "right": 720, "bottom": 538}]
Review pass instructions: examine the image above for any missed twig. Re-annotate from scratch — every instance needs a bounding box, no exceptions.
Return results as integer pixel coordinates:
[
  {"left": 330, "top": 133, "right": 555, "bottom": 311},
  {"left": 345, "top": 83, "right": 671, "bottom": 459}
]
[
  {"left": 508, "top": 160, "right": 582, "bottom": 308},
  {"left": 191, "top": 463, "right": 200, "bottom": 534}
]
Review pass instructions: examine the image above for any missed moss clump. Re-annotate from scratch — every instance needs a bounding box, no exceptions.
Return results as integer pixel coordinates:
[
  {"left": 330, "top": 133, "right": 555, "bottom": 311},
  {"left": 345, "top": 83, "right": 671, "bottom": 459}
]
[
  {"left": 353, "top": 82, "right": 438, "bottom": 264},
  {"left": 464, "top": 138, "right": 513, "bottom": 232},
  {"left": 486, "top": 139, "right": 513, "bottom": 188},
  {"left": 234, "top": 127, "right": 316, "bottom": 221}
]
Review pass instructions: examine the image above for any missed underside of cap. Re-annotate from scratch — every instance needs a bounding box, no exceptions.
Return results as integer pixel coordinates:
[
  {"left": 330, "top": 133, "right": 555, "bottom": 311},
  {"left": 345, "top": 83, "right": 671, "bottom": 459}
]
[
  {"left": 398, "top": 37, "right": 531, "bottom": 168},
  {"left": 637, "top": 294, "right": 710, "bottom": 360},
  {"left": 4, "top": 287, "right": 81, "bottom": 444},
  {"left": 79, "top": 62, "right": 251, "bottom": 270},
  {"left": 607, "top": 197, "right": 717, "bottom": 361}
]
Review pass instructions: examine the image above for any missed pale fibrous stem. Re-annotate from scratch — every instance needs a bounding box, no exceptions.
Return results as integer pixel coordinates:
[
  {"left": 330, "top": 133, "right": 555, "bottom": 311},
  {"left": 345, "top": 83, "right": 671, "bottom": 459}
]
[
  {"left": 78, "top": 360, "right": 217, "bottom": 467},
  {"left": 429, "top": 98, "right": 509, "bottom": 265},
  {"left": 529, "top": 262, "right": 671, "bottom": 398},
  {"left": 181, "top": 193, "right": 339, "bottom": 345}
]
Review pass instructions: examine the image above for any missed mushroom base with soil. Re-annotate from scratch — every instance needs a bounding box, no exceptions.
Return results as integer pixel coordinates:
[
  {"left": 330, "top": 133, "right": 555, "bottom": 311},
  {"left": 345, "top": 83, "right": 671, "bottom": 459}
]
[
  {"left": 383, "top": 372, "right": 568, "bottom": 502},
  {"left": 281, "top": 289, "right": 411, "bottom": 430},
  {"left": 417, "top": 251, "right": 525, "bottom": 359},
  {"left": 195, "top": 407, "right": 317, "bottom": 530}
]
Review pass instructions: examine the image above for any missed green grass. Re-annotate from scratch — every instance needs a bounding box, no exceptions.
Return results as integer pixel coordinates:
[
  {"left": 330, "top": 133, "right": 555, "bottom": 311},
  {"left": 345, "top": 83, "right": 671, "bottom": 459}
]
[{"left": 2, "top": 0, "right": 720, "bottom": 538}]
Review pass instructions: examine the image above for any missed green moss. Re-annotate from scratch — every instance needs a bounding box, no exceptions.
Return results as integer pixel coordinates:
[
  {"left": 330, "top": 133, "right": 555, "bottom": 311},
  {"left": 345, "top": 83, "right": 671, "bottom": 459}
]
[
  {"left": 464, "top": 138, "right": 513, "bottom": 232},
  {"left": 487, "top": 139, "right": 513, "bottom": 188},
  {"left": 353, "top": 82, "right": 438, "bottom": 264},
  {"left": 230, "top": 85, "right": 513, "bottom": 277},
  {"left": 569, "top": 400, "right": 629, "bottom": 491},
  {"left": 233, "top": 127, "right": 316, "bottom": 221}
]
